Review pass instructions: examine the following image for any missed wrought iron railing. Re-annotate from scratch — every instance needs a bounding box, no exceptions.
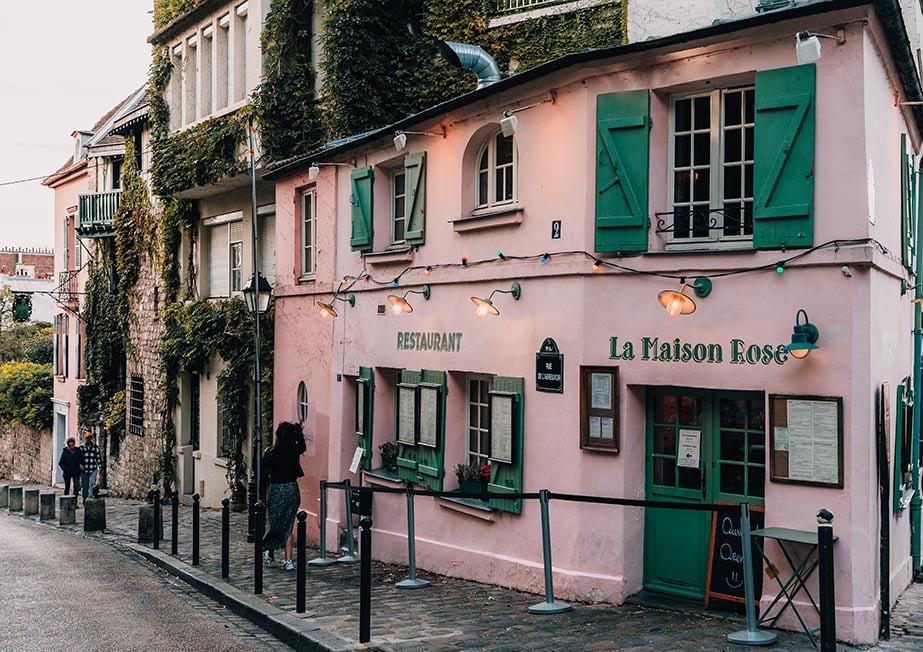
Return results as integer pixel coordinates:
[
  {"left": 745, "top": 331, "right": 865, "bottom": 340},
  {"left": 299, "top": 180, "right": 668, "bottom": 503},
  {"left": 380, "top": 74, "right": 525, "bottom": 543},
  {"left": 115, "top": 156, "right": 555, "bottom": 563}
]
[
  {"left": 495, "top": 0, "right": 566, "bottom": 13},
  {"left": 58, "top": 269, "right": 80, "bottom": 304},
  {"left": 77, "top": 190, "right": 121, "bottom": 237}
]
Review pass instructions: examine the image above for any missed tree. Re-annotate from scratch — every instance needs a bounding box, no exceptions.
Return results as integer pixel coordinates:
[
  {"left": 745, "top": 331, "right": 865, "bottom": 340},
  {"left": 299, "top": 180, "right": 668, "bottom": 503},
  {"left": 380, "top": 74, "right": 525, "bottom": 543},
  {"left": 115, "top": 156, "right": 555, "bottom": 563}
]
[{"left": 0, "top": 285, "right": 14, "bottom": 333}]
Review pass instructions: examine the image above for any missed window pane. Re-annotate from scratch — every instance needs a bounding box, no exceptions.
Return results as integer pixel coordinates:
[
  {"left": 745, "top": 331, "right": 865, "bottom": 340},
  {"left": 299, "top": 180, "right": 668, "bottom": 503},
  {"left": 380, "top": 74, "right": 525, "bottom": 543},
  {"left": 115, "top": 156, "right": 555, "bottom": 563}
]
[
  {"left": 723, "top": 204, "right": 741, "bottom": 236},
  {"left": 675, "top": 98, "right": 691, "bottom": 132},
  {"left": 393, "top": 196, "right": 405, "bottom": 220},
  {"left": 678, "top": 466, "right": 701, "bottom": 490},
  {"left": 693, "top": 169, "right": 709, "bottom": 202},
  {"left": 724, "top": 129, "right": 741, "bottom": 164},
  {"left": 679, "top": 397, "right": 702, "bottom": 426},
  {"left": 674, "top": 135, "right": 691, "bottom": 167},
  {"left": 721, "top": 430, "right": 745, "bottom": 461},
  {"left": 693, "top": 96, "right": 710, "bottom": 129},
  {"left": 654, "top": 395, "right": 677, "bottom": 424},
  {"left": 725, "top": 166, "right": 741, "bottom": 200},
  {"left": 674, "top": 172, "right": 690, "bottom": 203},
  {"left": 654, "top": 426, "right": 676, "bottom": 455},
  {"left": 394, "top": 172, "right": 405, "bottom": 196},
  {"left": 480, "top": 405, "right": 488, "bottom": 427},
  {"left": 720, "top": 463, "right": 745, "bottom": 495},
  {"left": 721, "top": 399, "right": 746, "bottom": 428},
  {"left": 744, "top": 165, "right": 753, "bottom": 198},
  {"left": 674, "top": 206, "right": 690, "bottom": 238},
  {"left": 479, "top": 149, "right": 489, "bottom": 171},
  {"left": 478, "top": 169, "right": 488, "bottom": 206},
  {"left": 693, "top": 206, "right": 710, "bottom": 238},
  {"left": 469, "top": 402, "right": 478, "bottom": 427},
  {"left": 744, "top": 126, "right": 754, "bottom": 161},
  {"left": 654, "top": 458, "right": 676, "bottom": 486},
  {"left": 748, "top": 465, "right": 765, "bottom": 497},
  {"left": 749, "top": 440, "right": 765, "bottom": 464},
  {"left": 744, "top": 89, "right": 755, "bottom": 123},
  {"left": 693, "top": 132, "right": 710, "bottom": 166},
  {"left": 496, "top": 134, "right": 514, "bottom": 165},
  {"left": 724, "top": 91, "right": 741, "bottom": 126}
]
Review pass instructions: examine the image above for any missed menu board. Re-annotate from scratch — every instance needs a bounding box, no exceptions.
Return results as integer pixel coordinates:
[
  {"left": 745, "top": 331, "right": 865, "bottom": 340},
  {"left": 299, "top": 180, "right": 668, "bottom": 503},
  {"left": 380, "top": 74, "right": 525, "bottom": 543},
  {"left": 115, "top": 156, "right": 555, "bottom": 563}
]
[
  {"left": 769, "top": 395, "right": 843, "bottom": 488},
  {"left": 418, "top": 383, "right": 440, "bottom": 448},
  {"left": 397, "top": 384, "right": 417, "bottom": 445},
  {"left": 489, "top": 392, "right": 515, "bottom": 464}
]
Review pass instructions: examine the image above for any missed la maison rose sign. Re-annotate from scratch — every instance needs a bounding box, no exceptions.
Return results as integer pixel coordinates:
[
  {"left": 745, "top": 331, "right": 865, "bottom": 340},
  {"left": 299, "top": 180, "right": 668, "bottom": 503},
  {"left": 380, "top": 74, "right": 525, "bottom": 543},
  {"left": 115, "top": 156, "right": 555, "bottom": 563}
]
[{"left": 610, "top": 336, "right": 790, "bottom": 366}]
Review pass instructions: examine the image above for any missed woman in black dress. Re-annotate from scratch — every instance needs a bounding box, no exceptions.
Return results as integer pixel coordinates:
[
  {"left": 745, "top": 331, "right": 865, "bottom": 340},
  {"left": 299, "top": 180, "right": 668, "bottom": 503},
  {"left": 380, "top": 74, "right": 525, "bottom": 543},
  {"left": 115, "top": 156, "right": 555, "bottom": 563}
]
[{"left": 259, "top": 421, "right": 306, "bottom": 570}]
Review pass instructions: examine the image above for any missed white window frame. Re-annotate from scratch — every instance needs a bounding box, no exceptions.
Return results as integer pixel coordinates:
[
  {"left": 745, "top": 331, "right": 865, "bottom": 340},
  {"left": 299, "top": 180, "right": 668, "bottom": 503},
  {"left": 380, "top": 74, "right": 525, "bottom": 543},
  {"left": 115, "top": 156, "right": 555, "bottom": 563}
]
[
  {"left": 229, "top": 240, "right": 242, "bottom": 292},
  {"left": 202, "top": 212, "right": 244, "bottom": 298},
  {"left": 466, "top": 374, "right": 494, "bottom": 466},
  {"left": 474, "top": 130, "right": 517, "bottom": 210},
  {"left": 391, "top": 169, "right": 407, "bottom": 245},
  {"left": 667, "top": 86, "right": 755, "bottom": 249},
  {"left": 298, "top": 381, "right": 309, "bottom": 422},
  {"left": 300, "top": 189, "right": 316, "bottom": 279}
]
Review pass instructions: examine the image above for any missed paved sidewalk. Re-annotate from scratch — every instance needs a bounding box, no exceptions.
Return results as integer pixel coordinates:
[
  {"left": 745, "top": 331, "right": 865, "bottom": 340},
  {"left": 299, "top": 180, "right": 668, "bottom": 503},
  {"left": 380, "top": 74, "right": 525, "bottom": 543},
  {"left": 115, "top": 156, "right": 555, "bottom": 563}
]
[{"left": 4, "top": 483, "right": 923, "bottom": 651}]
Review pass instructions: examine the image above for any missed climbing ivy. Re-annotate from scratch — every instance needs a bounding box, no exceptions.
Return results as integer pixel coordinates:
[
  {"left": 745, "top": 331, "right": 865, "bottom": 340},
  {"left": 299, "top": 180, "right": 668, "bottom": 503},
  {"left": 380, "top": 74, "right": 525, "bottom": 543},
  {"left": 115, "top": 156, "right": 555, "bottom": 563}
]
[{"left": 154, "top": 0, "right": 204, "bottom": 29}]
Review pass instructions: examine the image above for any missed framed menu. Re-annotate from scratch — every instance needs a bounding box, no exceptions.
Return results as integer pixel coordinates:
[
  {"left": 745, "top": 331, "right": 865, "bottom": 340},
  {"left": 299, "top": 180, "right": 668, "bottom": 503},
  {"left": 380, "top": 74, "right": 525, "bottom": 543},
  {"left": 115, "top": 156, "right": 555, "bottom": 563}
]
[
  {"left": 580, "top": 366, "right": 619, "bottom": 452},
  {"left": 418, "top": 383, "right": 441, "bottom": 448},
  {"left": 769, "top": 395, "right": 843, "bottom": 488},
  {"left": 489, "top": 391, "right": 515, "bottom": 463},
  {"left": 397, "top": 383, "right": 418, "bottom": 445}
]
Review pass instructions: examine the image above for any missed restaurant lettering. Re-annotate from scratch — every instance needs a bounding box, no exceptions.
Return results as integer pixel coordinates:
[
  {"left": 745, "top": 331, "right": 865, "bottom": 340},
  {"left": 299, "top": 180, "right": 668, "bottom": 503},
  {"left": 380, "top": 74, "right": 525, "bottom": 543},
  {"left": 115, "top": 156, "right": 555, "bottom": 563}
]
[
  {"left": 610, "top": 336, "right": 788, "bottom": 366},
  {"left": 397, "top": 331, "right": 463, "bottom": 352}
]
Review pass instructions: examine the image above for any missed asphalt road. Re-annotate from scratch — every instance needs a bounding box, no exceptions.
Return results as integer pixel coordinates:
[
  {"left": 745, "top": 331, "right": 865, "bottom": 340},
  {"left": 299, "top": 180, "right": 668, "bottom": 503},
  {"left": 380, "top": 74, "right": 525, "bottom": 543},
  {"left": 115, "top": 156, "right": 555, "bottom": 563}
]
[{"left": 0, "top": 514, "right": 293, "bottom": 652}]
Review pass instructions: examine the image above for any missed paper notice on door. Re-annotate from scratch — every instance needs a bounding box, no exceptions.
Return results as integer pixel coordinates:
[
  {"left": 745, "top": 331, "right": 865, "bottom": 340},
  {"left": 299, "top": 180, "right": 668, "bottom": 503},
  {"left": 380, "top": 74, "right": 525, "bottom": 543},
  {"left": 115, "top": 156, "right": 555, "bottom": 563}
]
[
  {"left": 349, "top": 447, "right": 364, "bottom": 475},
  {"left": 678, "top": 429, "right": 700, "bottom": 468}
]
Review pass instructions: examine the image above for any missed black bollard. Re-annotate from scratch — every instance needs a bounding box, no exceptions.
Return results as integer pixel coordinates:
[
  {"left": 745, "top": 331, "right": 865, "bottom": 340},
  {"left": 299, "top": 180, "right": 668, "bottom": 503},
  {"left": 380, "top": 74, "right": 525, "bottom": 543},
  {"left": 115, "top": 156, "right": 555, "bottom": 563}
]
[
  {"left": 359, "top": 515, "right": 373, "bottom": 644},
  {"left": 254, "top": 501, "right": 264, "bottom": 595},
  {"left": 296, "top": 510, "right": 307, "bottom": 613},
  {"left": 221, "top": 498, "right": 230, "bottom": 579},
  {"left": 817, "top": 508, "right": 836, "bottom": 652},
  {"left": 192, "top": 493, "right": 200, "bottom": 566},
  {"left": 171, "top": 490, "right": 179, "bottom": 556},
  {"left": 153, "top": 489, "right": 161, "bottom": 550}
]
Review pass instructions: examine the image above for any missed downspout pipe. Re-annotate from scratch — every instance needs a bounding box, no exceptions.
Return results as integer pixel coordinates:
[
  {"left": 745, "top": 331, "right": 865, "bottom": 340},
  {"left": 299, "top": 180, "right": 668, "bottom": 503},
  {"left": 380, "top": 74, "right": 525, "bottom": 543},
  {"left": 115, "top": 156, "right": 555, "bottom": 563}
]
[
  {"left": 912, "top": 162, "right": 923, "bottom": 580},
  {"left": 438, "top": 41, "right": 502, "bottom": 89}
]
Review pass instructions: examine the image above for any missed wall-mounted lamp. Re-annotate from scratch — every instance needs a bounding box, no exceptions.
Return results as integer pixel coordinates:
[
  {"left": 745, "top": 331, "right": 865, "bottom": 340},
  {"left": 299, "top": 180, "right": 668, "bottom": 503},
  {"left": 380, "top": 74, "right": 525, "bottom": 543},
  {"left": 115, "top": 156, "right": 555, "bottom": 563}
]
[
  {"left": 471, "top": 282, "right": 521, "bottom": 318},
  {"left": 498, "top": 92, "right": 556, "bottom": 137},
  {"left": 318, "top": 293, "right": 356, "bottom": 318},
  {"left": 795, "top": 29, "right": 845, "bottom": 65},
  {"left": 387, "top": 284, "right": 430, "bottom": 314},
  {"left": 308, "top": 161, "right": 352, "bottom": 181},
  {"left": 657, "top": 277, "right": 711, "bottom": 316},
  {"left": 393, "top": 128, "right": 445, "bottom": 152},
  {"left": 242, "top": 271, "right": 273, "bottom": 314},
  {"left": 785, "top": 309, "right": 819, "bottom": 359}
]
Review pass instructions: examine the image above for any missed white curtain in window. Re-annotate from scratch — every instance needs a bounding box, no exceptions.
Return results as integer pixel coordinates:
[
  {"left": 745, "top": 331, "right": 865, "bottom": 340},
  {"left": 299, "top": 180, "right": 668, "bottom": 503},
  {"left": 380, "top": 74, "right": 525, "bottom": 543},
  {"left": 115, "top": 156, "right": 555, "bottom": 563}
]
[
  {"left": 207, "top": 224, "right": 229, "bottom": 297},
  {"left": 259, "top": 214, "right": 276, "bottom": 286}
]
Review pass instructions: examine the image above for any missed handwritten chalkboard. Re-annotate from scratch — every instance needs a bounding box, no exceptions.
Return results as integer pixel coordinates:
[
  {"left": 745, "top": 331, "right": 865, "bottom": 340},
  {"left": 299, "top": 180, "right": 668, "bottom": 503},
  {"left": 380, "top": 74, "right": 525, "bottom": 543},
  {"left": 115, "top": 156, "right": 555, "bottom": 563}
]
[{"left": 705, "top": 504, "right": 765, "bottom": 608}]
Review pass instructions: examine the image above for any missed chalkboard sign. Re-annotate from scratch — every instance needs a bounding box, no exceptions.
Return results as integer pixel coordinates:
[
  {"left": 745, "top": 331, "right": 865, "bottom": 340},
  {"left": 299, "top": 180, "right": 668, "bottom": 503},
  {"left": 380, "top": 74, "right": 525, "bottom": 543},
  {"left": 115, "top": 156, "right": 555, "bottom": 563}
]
[{"left": 705, "top": 504, "right": 765, "bottom": 608}]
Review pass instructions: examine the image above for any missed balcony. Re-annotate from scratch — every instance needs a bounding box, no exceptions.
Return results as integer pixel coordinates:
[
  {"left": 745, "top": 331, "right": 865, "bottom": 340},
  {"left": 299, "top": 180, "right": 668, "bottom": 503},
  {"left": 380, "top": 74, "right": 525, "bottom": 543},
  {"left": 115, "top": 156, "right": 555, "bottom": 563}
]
[
  {"left": 58, "top": 270, "right": 80, "bottom": 305},
  {"left": 77, "top": 191, "right": 120, "bottom": 238},
  {"left": 495, "top": 0, "right": 563, "bottom": 12}
]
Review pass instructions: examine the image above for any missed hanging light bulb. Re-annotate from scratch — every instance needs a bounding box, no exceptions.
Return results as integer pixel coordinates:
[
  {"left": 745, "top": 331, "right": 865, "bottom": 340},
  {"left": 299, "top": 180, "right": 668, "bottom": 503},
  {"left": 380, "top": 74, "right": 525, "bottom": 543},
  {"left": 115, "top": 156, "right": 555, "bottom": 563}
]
[{"left": 656, "top": 278, "right": 711, "bottom": 316}]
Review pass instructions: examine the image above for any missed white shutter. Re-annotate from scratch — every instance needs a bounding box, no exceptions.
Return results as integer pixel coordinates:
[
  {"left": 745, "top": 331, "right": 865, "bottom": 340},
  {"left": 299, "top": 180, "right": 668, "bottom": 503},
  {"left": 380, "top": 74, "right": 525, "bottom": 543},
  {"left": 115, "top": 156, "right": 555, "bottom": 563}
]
[
  {"left": 208, "top": 224, "right": 229, "bottom": 297},
  {"left": 259, "top": 213, "right": 275, "bottom": 286}
]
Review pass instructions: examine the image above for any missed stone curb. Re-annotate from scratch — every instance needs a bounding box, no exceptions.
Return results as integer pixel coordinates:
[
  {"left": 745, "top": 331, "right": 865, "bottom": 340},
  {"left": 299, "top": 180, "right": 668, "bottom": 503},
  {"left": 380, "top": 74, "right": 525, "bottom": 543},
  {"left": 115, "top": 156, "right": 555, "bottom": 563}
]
[{"left": 128, "top": 543, "right": 356, "bottom": 652}]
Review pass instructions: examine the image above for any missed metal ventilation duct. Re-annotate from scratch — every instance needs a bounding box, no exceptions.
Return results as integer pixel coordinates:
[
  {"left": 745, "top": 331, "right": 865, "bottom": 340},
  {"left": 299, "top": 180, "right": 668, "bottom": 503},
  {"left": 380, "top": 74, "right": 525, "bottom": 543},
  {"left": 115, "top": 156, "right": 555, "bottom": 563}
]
[{"left": 438, "top": 41, "right": 502, "bottom": 89}]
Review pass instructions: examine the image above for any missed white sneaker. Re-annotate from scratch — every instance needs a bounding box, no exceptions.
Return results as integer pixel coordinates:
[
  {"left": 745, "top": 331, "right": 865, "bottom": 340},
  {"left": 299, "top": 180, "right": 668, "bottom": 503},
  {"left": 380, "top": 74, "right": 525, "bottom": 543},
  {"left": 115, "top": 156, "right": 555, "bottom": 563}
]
[
  {"left": 281, "top": 559, "right": 294, "bottom": 571},
  {"left": 263, "top": 550, "right": 274, "bottom": 566}
]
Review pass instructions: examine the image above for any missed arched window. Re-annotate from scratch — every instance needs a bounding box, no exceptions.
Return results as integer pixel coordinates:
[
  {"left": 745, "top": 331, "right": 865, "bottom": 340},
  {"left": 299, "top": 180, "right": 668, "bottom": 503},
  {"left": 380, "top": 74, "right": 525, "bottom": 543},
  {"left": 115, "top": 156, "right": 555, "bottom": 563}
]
[
  {"left": 297, "top": 381, "right": 308, "bottom": 422},
  {"left": 475, "top": 131, "right": 516, "bottom": 209}
]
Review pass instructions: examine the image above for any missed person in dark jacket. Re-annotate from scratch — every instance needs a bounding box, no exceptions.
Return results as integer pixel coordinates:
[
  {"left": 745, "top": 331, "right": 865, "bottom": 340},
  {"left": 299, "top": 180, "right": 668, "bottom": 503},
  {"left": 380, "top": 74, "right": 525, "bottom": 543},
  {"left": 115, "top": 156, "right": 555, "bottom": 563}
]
[
  {"left": 58, "top": 437, "right": 83, "bottom": 497},
  {"left": 259, "top": 421, "right": 306, "bottom": 570}
]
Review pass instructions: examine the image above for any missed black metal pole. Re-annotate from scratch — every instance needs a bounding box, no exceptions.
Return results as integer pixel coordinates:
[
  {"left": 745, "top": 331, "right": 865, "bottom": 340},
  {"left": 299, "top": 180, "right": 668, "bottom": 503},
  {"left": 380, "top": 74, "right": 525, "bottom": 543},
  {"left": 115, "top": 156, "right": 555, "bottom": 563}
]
[
  {"left": 296, "top": 510, "right": 307, "bottom": 613},
  {"left": 192, "top": 493, "right": 200, "bottom": 566},
  {"left": 817, "top": 509, "right": 836, "bottom": 652},
  {"left": 171, "top": 490, "right": 179, "bottom": 556},
  {"left": 246, "top": 115, "right": 264, "bottom": 544},
  {"left": 221, "top": 497, "right": 230, "bottom": 579},
  {"left": 153, "top": 489, "right": 161, "bottom": 550},
  {"left": 254, "top": 501, "right": 264, "bottom": 594},
  {"left": 359, "top": 515, "right": 372, "bottom": 644}
]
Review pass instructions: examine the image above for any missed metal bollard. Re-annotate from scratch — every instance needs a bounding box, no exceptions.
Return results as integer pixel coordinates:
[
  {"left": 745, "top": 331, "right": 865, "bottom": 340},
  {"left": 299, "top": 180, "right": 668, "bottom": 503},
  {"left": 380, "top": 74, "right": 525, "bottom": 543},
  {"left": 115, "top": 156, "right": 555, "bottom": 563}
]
[
  {"left": 296, "top": 510, "right": 307, "bottom": 613},
  {"left": 171, "top": 491, "right": 179, "bottom": 556},
  {"left": 309, "top": 481, "right": 336, "bottom": 566},
  {"left": 727, "top": 503, "right": 777, "bottom": 645},
  {"left": 253, "top": 501, "right": 264, "bottom": 594},
  {"left": 817, "top": 509, "right": 837, "bottom": 652},
  {"left": 339, "top": 479, "right": 359, "bottom": 564},
  {"left": 359, "top": 516, "right": 373, "bottom": 644},
  {"left": 221, "top": 498, "right": 230, "bottom": 579},
  {"left": 529, "top": 489, "right": 571, "bottom": 614},
  {"left": 192, "top": 493, "right": 200, "bottom": 566},
  {"left": 396, "top": 485, "right": 429, "bottom": 589},
  {"left": 153, "top": 489, "right": 161, "bottom": 550}
]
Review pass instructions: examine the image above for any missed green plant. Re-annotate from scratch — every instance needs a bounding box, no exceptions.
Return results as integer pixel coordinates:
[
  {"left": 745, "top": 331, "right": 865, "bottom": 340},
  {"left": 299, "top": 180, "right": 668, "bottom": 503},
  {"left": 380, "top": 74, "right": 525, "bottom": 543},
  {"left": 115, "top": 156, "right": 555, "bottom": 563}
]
[
  {"left": 0, "top": 362, "right": 53, "bottom": 430},
  {"left": 378, "top": 440, "right": 399, "bottom": 457},
  {"left": 454, "top": 461, "right": 490, "bottom": 482}
]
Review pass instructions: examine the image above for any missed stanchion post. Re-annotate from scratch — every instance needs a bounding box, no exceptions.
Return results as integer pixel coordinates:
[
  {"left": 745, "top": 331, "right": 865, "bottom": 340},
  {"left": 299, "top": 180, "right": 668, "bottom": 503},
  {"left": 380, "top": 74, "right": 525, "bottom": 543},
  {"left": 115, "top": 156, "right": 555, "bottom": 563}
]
[
  {"left": 529, "top": 489, "right": 571, "bottom": 614},
  {"left": 359, "top": 515, "right": 373, "bottom": 644},
  {"left": 339, "top": 479, "right": 359, "bottom": 564},
  {"left": 727, "top": 502, "right": 777, "bottom": 646},
  {"left": 221, "top": 497, "right": 230, "bottom": 579},
  {"left": 817, "top": 508, "right": 837, "bottom": 652},
  {"left": 396, "top": 484, "right": 430, "bottom": 589},
  {"left": 171, "top": 490, "right": 179, "bottom": 556},
  {"left": 153, "top": 489, "right": 161, "bottom": 550},
  {"left": 309, "top": 480, "right": 336, "bottom": 566},
  {"left": 254, "top": 501, "right": 264, "bottom": 594},
  {"left": 297, "top": 510, "right": 307, "bottom": 613},
  {"left": 192, "top": 492, "right": 200, "bottom": 566}
]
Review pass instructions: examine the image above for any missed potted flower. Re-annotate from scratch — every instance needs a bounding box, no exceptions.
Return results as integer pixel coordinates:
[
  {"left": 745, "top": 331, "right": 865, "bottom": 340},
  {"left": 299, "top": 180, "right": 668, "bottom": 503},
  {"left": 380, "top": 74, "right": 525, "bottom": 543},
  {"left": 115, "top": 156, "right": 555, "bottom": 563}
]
[
  {"left": 454, "top": 461, "right": 491, "bottom": 497},
  {"left": 378, "top": 440, "right": 399, "bottom": 472}
]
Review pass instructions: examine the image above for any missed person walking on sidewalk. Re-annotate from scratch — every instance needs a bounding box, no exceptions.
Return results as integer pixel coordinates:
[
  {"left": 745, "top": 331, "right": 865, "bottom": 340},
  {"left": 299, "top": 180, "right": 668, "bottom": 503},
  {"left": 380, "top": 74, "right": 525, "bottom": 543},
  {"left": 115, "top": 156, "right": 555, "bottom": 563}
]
[
  {"left": 58, "top": 437, "right": 83, "bottom": 498},
  {"left": 80, "top": 431, "right": 102, "bottom": 504},
  {"left": 259, "top": 421, "right": 306, "bottom": 571}
]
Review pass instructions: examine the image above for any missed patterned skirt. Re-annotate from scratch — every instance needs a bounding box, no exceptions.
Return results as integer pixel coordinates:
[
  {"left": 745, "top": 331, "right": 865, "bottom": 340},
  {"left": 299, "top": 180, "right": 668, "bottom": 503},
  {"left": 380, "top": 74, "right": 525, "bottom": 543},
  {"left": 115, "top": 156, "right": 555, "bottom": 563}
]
[{"left": 261, "top": 482, "right": 300, "bottom": 552}]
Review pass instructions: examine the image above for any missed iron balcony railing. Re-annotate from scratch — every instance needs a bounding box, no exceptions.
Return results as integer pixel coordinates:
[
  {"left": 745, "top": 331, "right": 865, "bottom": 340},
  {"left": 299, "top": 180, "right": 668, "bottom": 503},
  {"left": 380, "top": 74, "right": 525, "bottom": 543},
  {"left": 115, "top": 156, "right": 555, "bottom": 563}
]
[
  {"left": 495, "top": 0, "right": 566, "bottom": 12},
  {"left": 58, "top": 269, "right": 80, "bottom": 304},
  {"left": 77, "top": 190, "right": 121, "bottom": 238}
]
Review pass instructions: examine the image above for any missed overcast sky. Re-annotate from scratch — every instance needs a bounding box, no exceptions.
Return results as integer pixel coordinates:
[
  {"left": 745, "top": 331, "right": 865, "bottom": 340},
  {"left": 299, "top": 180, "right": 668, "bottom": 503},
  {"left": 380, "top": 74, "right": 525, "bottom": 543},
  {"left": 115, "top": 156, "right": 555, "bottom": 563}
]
[{"left": 0, "top": 1, "right": 154, "bottom": 249}]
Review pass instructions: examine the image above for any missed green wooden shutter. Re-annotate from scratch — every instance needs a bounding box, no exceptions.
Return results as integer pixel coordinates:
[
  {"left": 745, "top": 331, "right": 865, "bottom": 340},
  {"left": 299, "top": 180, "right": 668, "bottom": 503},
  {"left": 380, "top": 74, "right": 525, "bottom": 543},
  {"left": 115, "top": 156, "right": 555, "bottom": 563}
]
[
  {"left": 357, "top": 367, "right": 374, "bottom": 471},
  {"left": 902, "top": 134, "right": 917, "bottom": 270},
  {"left": 595, "top": 90, "right": 650, "bottom": 253},
  {"left": 404, "top": 152, "right": 426, "bottom": 245},
  {"left": 753, "top": 64, "right": 815, "bottom": 250},
  {"left": 894, "top": 380, "right": 913, "bottom": 512},
  {"left": 488, "top": 376, "right": 524, "bottom": 514},
  {"left": 415, "top": 370, "right": 446, "bottom": 491},
  {"left": 396, "top": 369, "right": 421, "bottom": 482},
  {"left": 350, "top": 166, "right": 374, "bottom": 251}
]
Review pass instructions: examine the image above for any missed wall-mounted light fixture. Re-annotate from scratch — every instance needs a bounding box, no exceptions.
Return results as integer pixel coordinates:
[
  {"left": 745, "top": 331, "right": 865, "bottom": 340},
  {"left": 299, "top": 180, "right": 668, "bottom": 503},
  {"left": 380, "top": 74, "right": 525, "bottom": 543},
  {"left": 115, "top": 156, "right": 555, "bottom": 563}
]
[
  {"left": 471, "top": 282, "right": 521, "bottom": 318},
  {"left": 387, "top": 285, "right": 431, "bottom": 314},
  {"left": 308, "top": 161, "right": 352, "bottom": 181},
  {"left": 318, "top": 293, "right": 356, "bottom": 318},
  {"left": 795, "top": 29, "right": 844, "bottom": 65},
  {"left": 657, "top": 277, "right": 711, "bottom": 316},
  {"left": 242, "top": 271, "right": 273, "bottom": 314},
  {"left": 498, "top": 91, "right": 556, "bottom": 137},
  {"left": 785, "top": 309, "right": 819, "bottom": 359},
  {"left": 393, "top": 128, "right": 445, "bottom": 152}
]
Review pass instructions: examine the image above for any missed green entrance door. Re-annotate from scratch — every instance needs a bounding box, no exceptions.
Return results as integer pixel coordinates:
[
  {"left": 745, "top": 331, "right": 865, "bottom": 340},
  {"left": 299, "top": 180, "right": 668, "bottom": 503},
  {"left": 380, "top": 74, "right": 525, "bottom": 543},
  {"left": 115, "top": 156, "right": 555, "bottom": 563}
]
[{"left": 643, "top": 389, "right": 765, "bottom": 600}]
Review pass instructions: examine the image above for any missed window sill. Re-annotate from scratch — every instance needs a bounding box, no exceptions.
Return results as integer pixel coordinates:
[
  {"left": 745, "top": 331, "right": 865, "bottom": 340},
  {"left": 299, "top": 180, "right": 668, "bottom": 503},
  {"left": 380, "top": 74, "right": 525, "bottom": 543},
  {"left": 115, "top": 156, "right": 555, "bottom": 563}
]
[
  {"left": 192, "top": 450, "right": 202, "bottom": 460},
  {"left": 363, "top": 247, "right": 414, "bottom": 265},
  {"left": 363, "top": 468, "right": 405, "bottom": 486},
  {"left": 656, "top": 243, "right": 755, "bottom": 255},
  {"left": 297, "top": 273, "right": 316, "bottom": 284},
  {"left": 214, "top": 457, "right": 229, "bottom": 469},
  {"left": 437, "top": 495, "right": 497, "bottom": 521},
  {"left": 451, "top": 206, "right": 523, "bottom": 233}
]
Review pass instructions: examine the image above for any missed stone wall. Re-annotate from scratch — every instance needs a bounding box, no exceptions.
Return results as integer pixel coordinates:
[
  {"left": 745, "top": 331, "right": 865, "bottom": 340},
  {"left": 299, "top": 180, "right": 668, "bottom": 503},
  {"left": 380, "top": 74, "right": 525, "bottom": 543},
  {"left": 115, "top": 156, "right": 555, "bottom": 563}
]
[{"left": 0, "top": 420, "right": 53, "bottom": 484}]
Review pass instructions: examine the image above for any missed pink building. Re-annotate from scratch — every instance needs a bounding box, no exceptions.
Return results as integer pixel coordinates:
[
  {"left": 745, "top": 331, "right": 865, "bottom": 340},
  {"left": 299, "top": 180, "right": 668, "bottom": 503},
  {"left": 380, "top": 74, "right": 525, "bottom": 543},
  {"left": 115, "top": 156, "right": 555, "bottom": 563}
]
[{"left": 266, "top": 1, "right": 922, "bottom": 644}]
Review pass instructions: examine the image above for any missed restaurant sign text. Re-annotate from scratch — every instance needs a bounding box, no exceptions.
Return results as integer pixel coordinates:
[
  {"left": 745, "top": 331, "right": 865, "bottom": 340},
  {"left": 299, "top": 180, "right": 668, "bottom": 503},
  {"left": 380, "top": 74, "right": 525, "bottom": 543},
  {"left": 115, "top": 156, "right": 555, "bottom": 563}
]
[{"left": 610, "top": 336, "right": 789, "bottom": 366}]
